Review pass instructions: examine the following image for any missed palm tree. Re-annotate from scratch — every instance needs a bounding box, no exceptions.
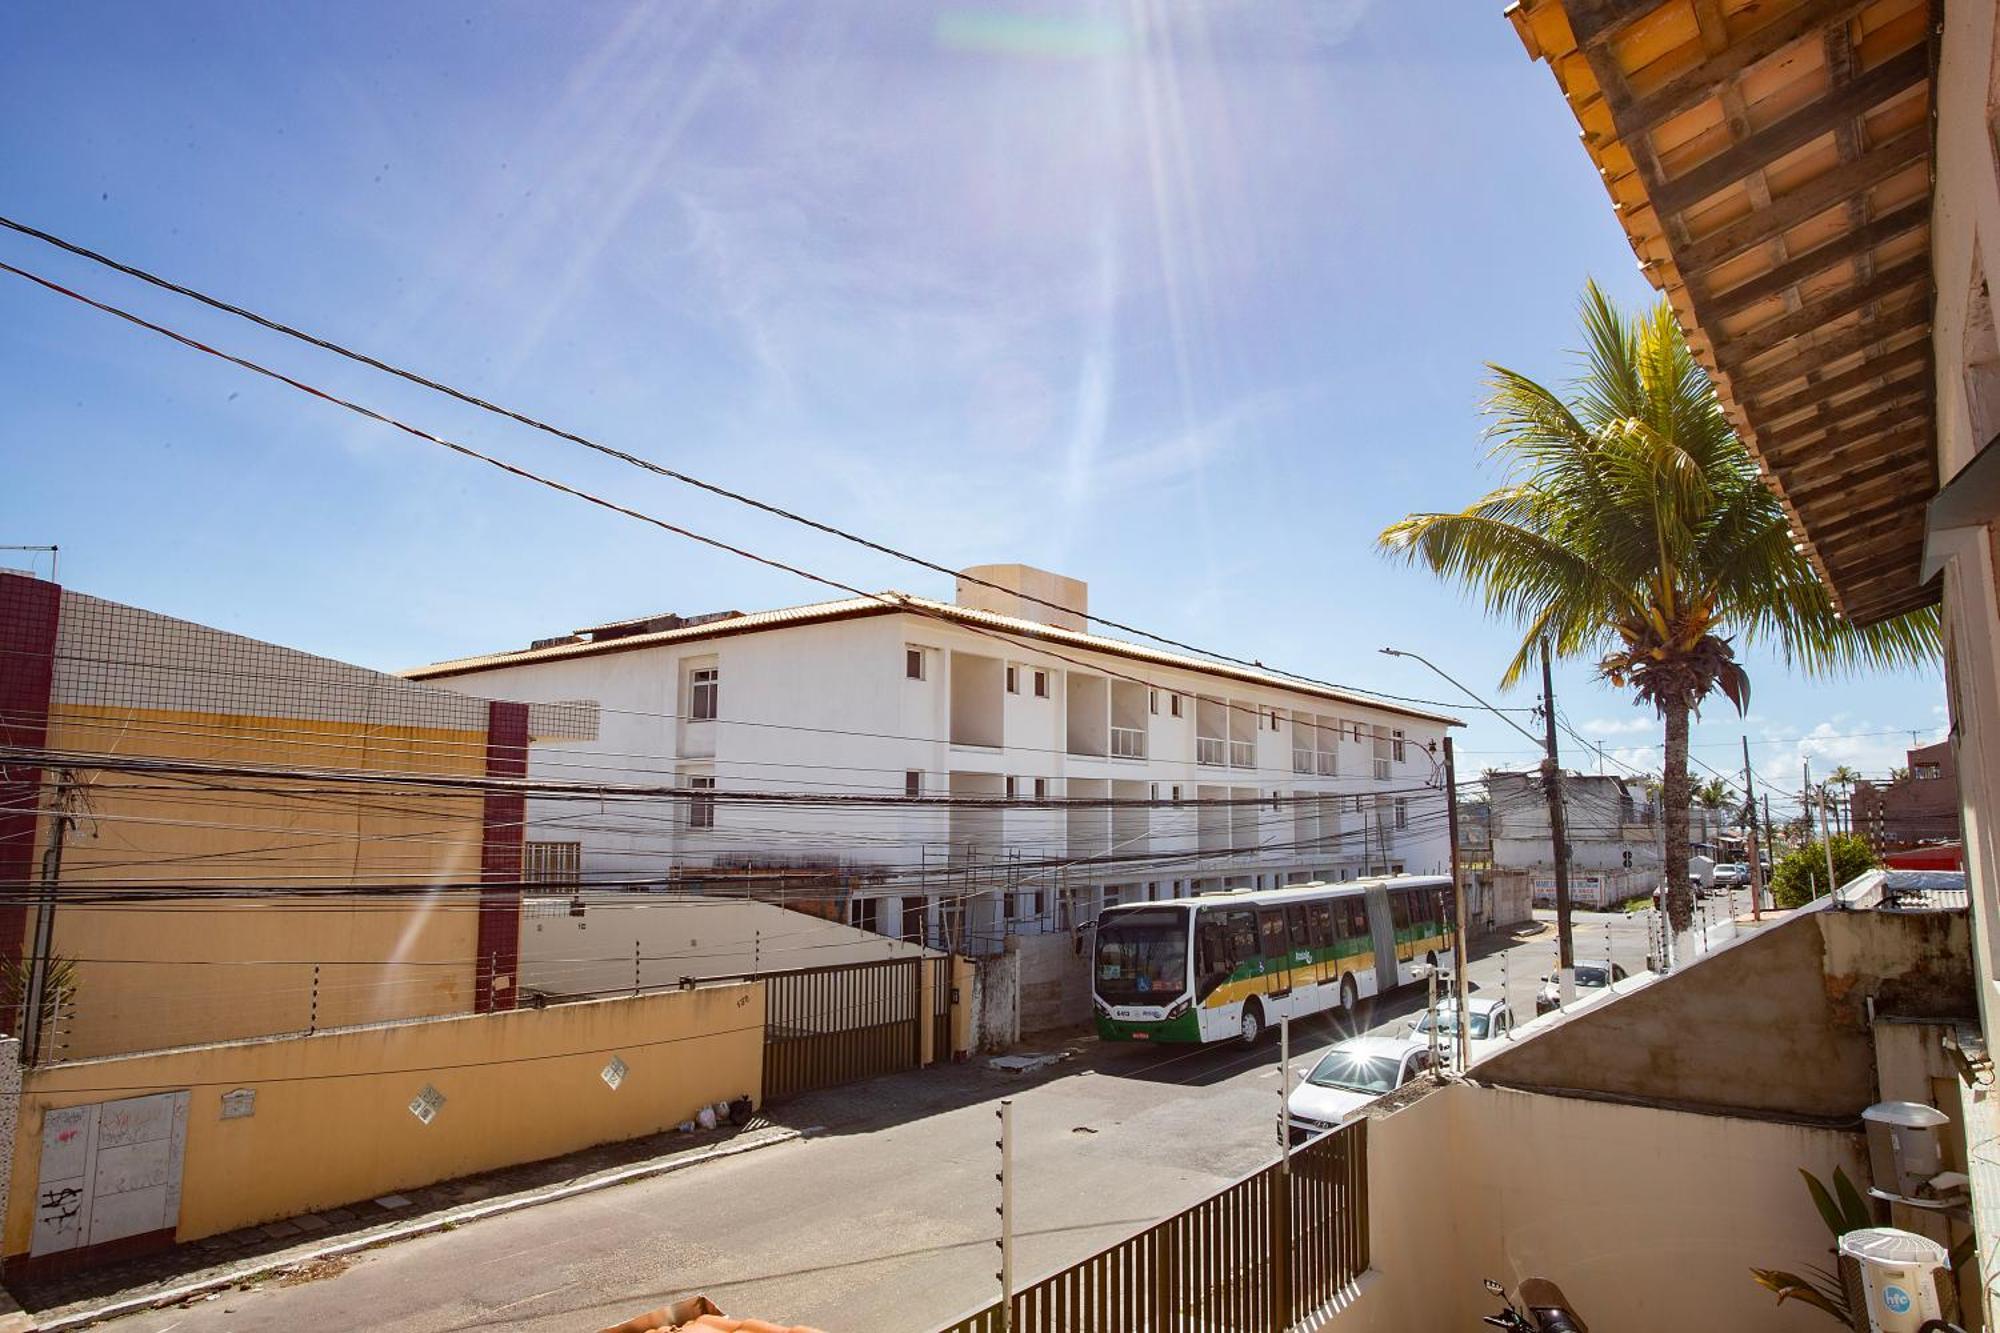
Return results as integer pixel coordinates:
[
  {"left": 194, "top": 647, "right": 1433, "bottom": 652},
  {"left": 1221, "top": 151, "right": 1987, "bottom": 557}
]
[
  {"left": 1827, "top": 764, "right": 1862, "bottom": 835},
  {"left": 1378, "top": 284, "right": 1939, "bottom": 931}
]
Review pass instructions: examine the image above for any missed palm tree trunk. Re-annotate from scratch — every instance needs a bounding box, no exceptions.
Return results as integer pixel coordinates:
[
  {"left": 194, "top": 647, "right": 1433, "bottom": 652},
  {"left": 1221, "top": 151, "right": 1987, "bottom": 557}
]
[{"left": 1662, "top": 700, "right": 1694, "bottom": 932}]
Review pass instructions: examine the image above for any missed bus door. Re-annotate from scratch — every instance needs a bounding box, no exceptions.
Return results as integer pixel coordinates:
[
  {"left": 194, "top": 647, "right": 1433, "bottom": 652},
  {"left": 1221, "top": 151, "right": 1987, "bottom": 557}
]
[
  {"left": 1306, "top": 901, "right": 1338, "bottom": 990},
  {"left": 1257, "top": 910, "right": 1295, "bottom": 1008},
  {"left": 1365, "top": 888, "right": 1400, "bottom": 988},
  {"left": 1336, "top": 895, "right": 1373, "bottom": 995},
  {"left": 1282, "top": 904, "right": 1319, "bottom": 1011}
]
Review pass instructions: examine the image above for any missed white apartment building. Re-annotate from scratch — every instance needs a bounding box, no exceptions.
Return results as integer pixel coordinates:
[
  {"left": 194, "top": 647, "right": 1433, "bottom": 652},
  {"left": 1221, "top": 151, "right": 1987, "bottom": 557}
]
[{"left": 406, "top": 565, "right": 1458, "bottom": 954}]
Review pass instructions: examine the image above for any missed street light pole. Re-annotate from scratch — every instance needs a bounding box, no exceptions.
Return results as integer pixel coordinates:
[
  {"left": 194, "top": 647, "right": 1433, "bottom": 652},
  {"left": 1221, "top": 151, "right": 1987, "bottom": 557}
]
[{"left": 1379, "top": 644, "right": 1572, "bottom": 1000}]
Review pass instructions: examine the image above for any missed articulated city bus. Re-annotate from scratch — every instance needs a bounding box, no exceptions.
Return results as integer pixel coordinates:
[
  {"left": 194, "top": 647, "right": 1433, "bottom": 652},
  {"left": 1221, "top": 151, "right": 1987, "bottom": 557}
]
[{"left": 1091, "top": 876, "right": 1455, "bottom": 1045}]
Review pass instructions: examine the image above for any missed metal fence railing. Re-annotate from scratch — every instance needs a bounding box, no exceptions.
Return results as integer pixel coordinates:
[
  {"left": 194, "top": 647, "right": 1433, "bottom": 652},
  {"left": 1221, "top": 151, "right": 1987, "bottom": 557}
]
[{"left": 937, "top": 1118, "right": 1368, "bottom": 1333}]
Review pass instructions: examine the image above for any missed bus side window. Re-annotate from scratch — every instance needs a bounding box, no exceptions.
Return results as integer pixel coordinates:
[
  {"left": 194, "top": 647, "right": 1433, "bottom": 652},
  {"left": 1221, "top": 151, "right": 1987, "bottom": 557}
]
[
  {"left": 1285, "top": 905, "right": 1310, "bottom": 955},
  {"left": 1259, "top": 911, "right": 1291, "bottom": 962},
  {"left": 1342, "top": 899, "right": 1368, "bottom": 942},
  {"left": 1308, "top": 903, "right": 1333, "bottom": 951},
  {"left": 1391, "top": 893, "right": 1412, "bottom": 932},
  {"left": 1224, "top": 910, "right": 1258, "bottom": 974}
]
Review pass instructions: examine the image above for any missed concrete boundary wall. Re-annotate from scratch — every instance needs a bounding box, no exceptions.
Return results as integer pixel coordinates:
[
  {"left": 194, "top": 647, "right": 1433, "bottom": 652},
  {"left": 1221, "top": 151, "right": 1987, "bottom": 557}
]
[
  {"left": 5, "top": 981, "right": 763, "bottom": 1270},
  {"left": 1322, "top": 1082, "right": 1867, "bottom": 1333}
]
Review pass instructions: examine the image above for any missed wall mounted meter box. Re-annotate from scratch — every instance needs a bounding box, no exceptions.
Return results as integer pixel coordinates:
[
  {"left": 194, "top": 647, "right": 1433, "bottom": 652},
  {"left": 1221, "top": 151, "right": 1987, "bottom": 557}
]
[
  {"left": 1837, "top": 1227, "right": 1949, "bottom": 1332},
  {"left": 1863, "top": 1101, "right": 1950, "bottom": 1204}
]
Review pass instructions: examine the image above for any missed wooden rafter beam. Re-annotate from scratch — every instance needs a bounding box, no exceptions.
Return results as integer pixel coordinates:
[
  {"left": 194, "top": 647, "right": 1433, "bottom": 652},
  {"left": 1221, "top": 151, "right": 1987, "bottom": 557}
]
[
  {"left": 1772, "top": 420, "right": 1930, "bottom": 481},
  {"left": 1652, "top": 45, "right": 1929, "bottom": 216},
  {"left": 1764, "top": 407, "right": 1930, "bottom": 465},
  {"left": 1750, "top": 341, "right": 1930, "bottom": 417},
  {"left": 1760, "top": 384, "right": 1930, "bottom": 452},
  {"left": 1785, "top": 451, "right": 1932, "bottom": 506},
  {"left": 1620, "top": 0, "right": 1878, "bottom": 132},
  {"left": 1716, "top": 254, "right": 1929, "bottom": 363},
  {"left": 1729, "top": 298, "right": 1929, "bottom": 398},
  {"left": 1705, "top": 199, "right": 1929, "bottom": 316},
  {"left": 1675, "top": 126, "right": 1929, "bottom": 275},
  {"left": 1565, "top": 0, "right": 1670, "bottom": 48}
]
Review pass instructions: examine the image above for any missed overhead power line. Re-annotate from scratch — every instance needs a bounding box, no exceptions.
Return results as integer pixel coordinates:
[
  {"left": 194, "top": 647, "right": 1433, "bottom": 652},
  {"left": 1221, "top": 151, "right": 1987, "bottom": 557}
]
[{"left": 0, "top": 216, "right": 1513, "bottom": 718}]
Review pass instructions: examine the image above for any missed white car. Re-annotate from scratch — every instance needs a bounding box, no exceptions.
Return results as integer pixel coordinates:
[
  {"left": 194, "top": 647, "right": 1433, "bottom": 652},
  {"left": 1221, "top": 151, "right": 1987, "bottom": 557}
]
[
  {"left": 1284, "top": 1035, "right": 1434, "bottom": 1143},
  {"left": 1410, "top": 996, "right": 1516, "bottom": 1068}
]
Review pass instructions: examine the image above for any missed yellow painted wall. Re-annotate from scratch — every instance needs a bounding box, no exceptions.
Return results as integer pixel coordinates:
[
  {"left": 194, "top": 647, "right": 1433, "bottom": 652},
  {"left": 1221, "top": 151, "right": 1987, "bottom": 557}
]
[
  {"left": 36, "top": 706, "right": 492, "bottom": 1058},
  {"left": 6, "top": 980, "right": 765, "bottom": 1254}
]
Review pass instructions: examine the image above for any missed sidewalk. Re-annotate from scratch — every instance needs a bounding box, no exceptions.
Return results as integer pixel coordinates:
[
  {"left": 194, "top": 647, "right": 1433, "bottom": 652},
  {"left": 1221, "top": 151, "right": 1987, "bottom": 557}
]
[{"left": 11, "top": 1117, "right": 804, "bottom": 1330}]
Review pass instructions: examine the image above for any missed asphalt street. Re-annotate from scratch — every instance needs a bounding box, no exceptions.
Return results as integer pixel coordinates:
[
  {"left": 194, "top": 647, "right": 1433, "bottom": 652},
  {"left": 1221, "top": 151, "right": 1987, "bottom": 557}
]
[{"left": 98, "top": 908, "right": 1665, "bottom": 1333}]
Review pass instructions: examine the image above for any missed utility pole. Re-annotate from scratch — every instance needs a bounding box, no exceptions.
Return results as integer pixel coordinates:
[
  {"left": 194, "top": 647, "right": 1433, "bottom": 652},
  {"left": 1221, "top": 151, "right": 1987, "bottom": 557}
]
[
  {"left": 1443, "top": 737, "right": 1471, "bottom": 1073},
  {"left": 1803, "top": 760, "right": 1820, "bottom": 898},
  {"left": 1741, "top": 738, "right": 1764, "bottom": 922},
  {"left": 1820, "top": 784, "right": 1840, "bottom": 899},
  {"left": 23, "top": 769, "right": 76, "bottom": 1067},
  {"left": 1539, "top": 640, "right": 1575, "bottom": 1001}
]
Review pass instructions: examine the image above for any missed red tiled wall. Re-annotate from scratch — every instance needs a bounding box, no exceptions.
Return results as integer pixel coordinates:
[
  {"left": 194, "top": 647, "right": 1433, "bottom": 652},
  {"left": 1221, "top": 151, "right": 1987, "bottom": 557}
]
[
  {"left": 476, "top": 700, "right": 529, "bottom": 1012},
  {"left": 0, "top": 573, "right": 60, "bottom": 967}
]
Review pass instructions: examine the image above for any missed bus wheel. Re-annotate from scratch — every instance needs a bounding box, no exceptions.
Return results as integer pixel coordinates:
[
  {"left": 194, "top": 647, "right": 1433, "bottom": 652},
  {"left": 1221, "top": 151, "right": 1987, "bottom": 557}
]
[
  {"left": 1339, "top": 974, "right": 1358, "bottom": 1016},
  {"left": 1239, "top": 1003, "right": 1264, "bottom": 1047}
]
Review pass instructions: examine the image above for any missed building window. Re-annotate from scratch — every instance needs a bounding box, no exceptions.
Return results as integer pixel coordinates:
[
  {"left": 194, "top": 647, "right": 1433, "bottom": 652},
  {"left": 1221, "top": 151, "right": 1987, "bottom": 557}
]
[
  {"left": 1005, "top": 775, "right": 1018, "bottom": 799},
  {"left": 906, "top": 647, "right": 926, "bottom": 680},
  {"left": 1171, "top": 694, "right": 1184, "bottom": 718},
  {"left": 1003, "top": 892, "right": 1017, "bottom": 921},
  {"left": 1034, "top": 777, "right": 1049, "bottom": 799},
  {"left": 1006, "top": 665, "right": 1019, "bottom": 694},
  {"left": 1394, "top": 798, "right": 1408, "bottom": 831},
  {"left": 901, "top": 896, "right": 928, "bottom": 945},
  {"left": 1392, "top": 728, "right": 1407, "bottom": 763},
  {"left": 850, "top": 896, "right": 880, "bottom": 934},
  {"left": 1104, "top": 886, "right": 1121, "bottom": 909},
  {"left": 1149, "top": 688, "right": 1160, "bottom": 715},
  {"left": 1033, "top": 890, "right": 1047, "bottom": 920},
  {"left": 905, "top": 770, "right": 922, "bottom": 798},
  {"left": 687, "top": 775, "right": 716, "bottom": 829},
  {"left": 1033, "top": 670, "right": 1050, "bottom": 698},
  {"left": 1172, "top": 784, "right": 1182, "bottom": 801},
  {"left": 524, "top": 840, "right": 582, "bottom": 886},
  {"left": 688, "top": 666, "right": 719, "bottom": 721}
]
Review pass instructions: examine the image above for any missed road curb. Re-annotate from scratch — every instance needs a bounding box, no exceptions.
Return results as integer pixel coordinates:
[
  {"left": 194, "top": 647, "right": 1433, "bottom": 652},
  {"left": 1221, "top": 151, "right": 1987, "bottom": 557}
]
[{"left": 29, "top": 1126, "right": 810, "bottom": 1331}]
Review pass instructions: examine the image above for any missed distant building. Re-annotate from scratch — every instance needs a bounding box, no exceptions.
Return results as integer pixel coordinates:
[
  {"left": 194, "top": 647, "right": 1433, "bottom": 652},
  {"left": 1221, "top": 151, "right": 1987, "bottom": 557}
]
[
  {"left": 406, "top": 564, "right": 1460, "bottom": 954},
  {"left": 1853, "top": 741, "right": 1962, "bottom": 852}
]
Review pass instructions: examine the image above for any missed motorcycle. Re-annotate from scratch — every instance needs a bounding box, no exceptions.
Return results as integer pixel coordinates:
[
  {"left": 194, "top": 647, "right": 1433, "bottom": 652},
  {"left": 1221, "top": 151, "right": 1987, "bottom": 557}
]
[{"left": 1480, "top": 1277, "right": 1587, "bottom": 1332}]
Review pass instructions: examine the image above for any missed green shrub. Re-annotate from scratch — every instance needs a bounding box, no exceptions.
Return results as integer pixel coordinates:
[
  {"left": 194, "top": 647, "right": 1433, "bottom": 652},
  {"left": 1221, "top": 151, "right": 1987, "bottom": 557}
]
[{"left": 1769, "top": 834, "right": 1878, "bottom": 909}]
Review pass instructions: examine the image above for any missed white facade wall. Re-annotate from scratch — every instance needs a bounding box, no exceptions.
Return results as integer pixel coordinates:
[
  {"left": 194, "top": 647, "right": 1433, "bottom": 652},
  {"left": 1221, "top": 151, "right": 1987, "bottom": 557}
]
[{"left": 428, "top": 607, "right": 1454, "bottom": 951}]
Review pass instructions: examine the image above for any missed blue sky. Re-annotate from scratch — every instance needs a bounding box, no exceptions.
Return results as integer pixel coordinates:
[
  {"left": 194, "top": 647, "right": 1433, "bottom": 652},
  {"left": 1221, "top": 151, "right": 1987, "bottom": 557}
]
[{"left": 0, "top": 1, "right": 1943, "bottom": 811}]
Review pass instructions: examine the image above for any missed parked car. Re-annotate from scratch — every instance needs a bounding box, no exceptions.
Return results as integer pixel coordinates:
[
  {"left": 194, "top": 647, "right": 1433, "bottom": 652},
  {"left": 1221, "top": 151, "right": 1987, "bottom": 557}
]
[
  {"left": 1532, "top": 959, "right": 1630, "bottom": 1016},
  {"left": 1711, "top": 862, "right": 1749, "bottom": 890},
  {"left": 1410, "top": 996, "right": 1516, "bottom": 1068},
  {"left": 1284, "top": 1035, "right": 1433, "bottom": 1143}
]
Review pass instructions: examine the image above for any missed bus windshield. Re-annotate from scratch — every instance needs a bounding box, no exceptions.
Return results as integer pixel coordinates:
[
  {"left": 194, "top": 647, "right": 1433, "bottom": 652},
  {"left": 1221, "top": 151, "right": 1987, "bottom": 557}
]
[{"left": 1095, "top": 909, "right": 1189, "bottom": 1003}]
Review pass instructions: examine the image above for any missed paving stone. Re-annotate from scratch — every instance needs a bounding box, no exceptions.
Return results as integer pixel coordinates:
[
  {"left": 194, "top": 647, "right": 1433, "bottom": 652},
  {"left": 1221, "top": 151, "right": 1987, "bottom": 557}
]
[
  {"left": 373, "top": 1194, "right": 412, "bottom": 1210},
  {"left": 291, "top": 1214, "right": 332, "bottom": 1233},
  {"left": 323, "top": 1207, "right": 358, "bottom": 1224},
  {"left": 259, "top": 1220, "right": 302, "bottom": 1240}
]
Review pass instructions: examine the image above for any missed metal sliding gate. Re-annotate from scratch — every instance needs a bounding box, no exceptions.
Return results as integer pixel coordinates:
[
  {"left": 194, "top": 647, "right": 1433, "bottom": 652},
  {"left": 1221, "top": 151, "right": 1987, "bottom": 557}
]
[{"left": 761, "top": 955, "right": 954, "bottom": 1103}]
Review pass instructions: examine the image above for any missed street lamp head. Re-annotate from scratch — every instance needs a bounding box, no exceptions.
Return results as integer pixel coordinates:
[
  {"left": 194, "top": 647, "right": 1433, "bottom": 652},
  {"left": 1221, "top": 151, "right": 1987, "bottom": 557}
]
[{"left": 1379, "top": 647, "right": 1404, "bottom": 658}]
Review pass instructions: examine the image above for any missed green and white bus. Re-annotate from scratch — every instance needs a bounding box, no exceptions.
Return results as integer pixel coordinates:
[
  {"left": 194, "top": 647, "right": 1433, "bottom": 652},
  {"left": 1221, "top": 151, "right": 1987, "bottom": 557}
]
[{"left": 1091, "top": 876, "right": 1456, "bottom": 1045}]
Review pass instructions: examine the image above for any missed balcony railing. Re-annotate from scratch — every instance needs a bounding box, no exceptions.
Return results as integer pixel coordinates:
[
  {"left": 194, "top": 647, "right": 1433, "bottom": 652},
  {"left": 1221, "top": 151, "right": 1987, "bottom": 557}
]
[
  {"left": 1111, "top": 726, "right": 1146, "bottom": 759},
  {"left": 1197, "top": 737, "right": 1227, "bottom": 767},
  {"left": 1293, "top": 749, "right": 1314, "bottom": 775},
  {"left": 1229, "top": 740, "right": 1255, "bottom": 768}
]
